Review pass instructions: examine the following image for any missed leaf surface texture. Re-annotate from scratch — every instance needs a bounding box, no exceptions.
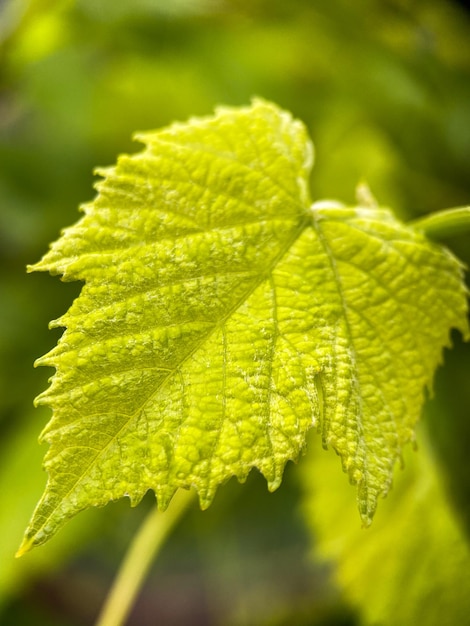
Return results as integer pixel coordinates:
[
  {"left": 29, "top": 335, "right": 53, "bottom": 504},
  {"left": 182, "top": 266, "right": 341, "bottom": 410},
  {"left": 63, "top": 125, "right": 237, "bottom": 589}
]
[{"left": 21, "top": 100, "right": 468, "bottom": 552}]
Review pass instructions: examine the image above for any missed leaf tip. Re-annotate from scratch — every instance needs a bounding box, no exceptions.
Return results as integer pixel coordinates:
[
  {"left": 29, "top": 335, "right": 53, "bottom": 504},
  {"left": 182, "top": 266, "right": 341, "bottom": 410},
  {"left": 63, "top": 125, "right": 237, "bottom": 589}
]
[
  {"left": 197, "top": 489, "right": 215, "bottom": 511},
  {"left": 267, "top": 476, "right": 283, "bottom": 493},
  {"left": 358, "top": 501, "right": 375, "bottom": 529},
  {"left": 15, "top": 536, "right": 34, "bottom": 558}
]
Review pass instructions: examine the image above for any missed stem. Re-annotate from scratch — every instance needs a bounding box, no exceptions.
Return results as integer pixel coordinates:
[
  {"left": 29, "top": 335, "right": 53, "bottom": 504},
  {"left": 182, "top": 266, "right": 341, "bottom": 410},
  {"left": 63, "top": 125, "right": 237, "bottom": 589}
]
[
  {"left": 96, "top": 489, "right": 195, "bottom": 626},
  {"left": 409, "top": 206, "right": 470, "bottom": 239}
]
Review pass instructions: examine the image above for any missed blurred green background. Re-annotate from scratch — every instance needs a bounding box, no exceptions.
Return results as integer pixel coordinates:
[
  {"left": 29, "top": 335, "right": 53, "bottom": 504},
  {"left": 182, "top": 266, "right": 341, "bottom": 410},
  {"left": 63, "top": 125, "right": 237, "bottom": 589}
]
[{"left": 1, "top": 0, "right": 469, "bottom": 624}]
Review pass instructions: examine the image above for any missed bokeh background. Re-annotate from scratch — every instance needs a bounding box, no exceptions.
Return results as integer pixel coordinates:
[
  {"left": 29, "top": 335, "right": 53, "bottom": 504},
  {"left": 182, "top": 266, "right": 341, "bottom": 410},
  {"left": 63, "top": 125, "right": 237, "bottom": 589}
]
[{"left": 1, "top": 0, "right": 469, "bottom": 624}]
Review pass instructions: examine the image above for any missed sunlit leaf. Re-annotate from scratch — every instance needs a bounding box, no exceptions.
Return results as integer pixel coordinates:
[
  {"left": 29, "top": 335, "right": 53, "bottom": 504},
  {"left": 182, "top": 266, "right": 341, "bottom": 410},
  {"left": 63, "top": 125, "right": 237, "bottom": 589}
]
[{"left": 19, "top": 99, "right": 468, "bottom": 553}]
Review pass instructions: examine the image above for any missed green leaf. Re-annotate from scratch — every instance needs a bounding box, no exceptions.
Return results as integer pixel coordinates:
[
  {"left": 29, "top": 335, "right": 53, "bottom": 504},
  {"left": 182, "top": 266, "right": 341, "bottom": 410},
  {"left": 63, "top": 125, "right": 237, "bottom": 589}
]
[
  {"left": 20, "top": 99, "right": 468, "bottom": 554},
  {"left": 300, "top": 428, "right": 470, "bottom": 625}
]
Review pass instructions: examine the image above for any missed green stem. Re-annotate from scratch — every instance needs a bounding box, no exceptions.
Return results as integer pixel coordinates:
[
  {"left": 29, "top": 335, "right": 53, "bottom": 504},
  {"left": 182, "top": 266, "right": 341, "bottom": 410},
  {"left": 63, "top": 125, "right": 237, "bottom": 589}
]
[
  {"left": 96, "top": 489, "right": 195, "bottom": 626},
  {"left": 409, "top": 206, "right": 470, "bottom": 239}
]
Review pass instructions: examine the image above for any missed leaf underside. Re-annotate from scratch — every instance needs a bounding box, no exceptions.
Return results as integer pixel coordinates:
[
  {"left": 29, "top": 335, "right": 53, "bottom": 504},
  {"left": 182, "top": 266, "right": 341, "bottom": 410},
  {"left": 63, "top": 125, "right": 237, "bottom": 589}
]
[{"left": 20, "top": 99, "right": 468, "bottom": 554}]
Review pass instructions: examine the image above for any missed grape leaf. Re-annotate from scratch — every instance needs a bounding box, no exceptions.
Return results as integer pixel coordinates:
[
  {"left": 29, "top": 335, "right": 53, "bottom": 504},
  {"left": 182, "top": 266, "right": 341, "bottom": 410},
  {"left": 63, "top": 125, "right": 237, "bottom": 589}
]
[
  {"left": 19, "top": 99, "right": 468, "bottom": 554},
  {"left": 300, "top": 427, "right": 470, "bottom": 625}
]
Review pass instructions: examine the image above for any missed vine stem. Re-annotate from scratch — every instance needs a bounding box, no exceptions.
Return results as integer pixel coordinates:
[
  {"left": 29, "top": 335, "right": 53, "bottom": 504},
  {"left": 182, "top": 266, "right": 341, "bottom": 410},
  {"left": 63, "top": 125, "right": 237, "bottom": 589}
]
[
  {"left": 409, "top": 206, "right": 470, "bottom": 239},
  {"left": 96, "top": 488, "right": 195, "bottom": 626}
]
